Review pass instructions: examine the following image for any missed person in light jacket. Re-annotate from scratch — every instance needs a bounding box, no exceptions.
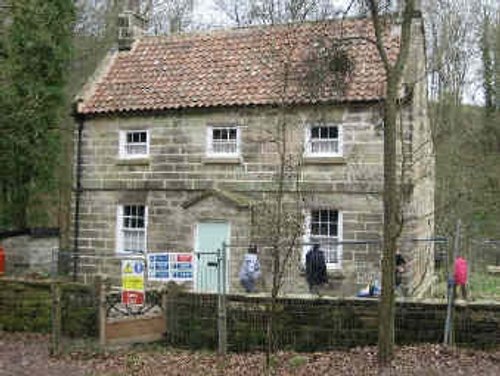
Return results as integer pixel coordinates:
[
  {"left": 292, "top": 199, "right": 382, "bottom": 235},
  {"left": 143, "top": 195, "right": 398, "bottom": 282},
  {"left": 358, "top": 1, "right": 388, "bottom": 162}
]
[{"left": 239, "top": 245, "right": 261, "bottom": 293}]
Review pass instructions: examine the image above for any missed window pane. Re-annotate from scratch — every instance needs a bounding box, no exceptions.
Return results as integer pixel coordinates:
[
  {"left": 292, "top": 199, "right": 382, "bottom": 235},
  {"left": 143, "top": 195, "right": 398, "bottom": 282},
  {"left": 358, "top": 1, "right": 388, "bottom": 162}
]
[
  {"left": 123, "top": 230, "right": 145, "bottom": 253},
  {"left": 320, "top": 223, "right": 329, "bottom": 236},
  {"left": 310, "top": 126, "right": 338, "bottom": 140},
  {"left": 311, "top": 223, "right": 319, "bottom": 235},
  {"left": 311, "top": 210, "right": 320, "bottom": 222},
  {"left": 311, "top": 127, "right": 319, "bottom": 138},
  {"left": 329, "top": 223, "right": 338, "bottom": 236},
  {"left": 328, "top": 127, "right": 338, "bottom": 138},
  {"left": 329, "top": 210, "right": 338, "bottom": 223},
  {"left": 121, "top": 205, "right": 146, "bottom": 252},
  {"left": 124, "top": 132, "right": 148, "bottom": 156},
  {"left": 211, "top": 127, "right": 238, "bottom": 154},
  {"left": 324, "top": 244, "right": 338, "bottom": 263},
  {"left": 320, "top": 210, "right": 328, "bottom": 222}
]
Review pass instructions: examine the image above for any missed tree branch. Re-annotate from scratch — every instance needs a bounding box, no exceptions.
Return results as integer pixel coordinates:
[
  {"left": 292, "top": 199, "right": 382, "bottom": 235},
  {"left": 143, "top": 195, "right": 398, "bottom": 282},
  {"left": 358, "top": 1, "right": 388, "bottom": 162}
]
[{"left": 366, "top": 0, "right": 391, "bottom": 72}]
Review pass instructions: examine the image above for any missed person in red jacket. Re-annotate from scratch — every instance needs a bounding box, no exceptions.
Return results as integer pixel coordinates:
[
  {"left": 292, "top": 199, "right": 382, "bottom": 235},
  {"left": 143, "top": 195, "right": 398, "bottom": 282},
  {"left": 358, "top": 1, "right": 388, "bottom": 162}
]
[{"left": 454, "top": 256, "right": 468, "bottom": 300}]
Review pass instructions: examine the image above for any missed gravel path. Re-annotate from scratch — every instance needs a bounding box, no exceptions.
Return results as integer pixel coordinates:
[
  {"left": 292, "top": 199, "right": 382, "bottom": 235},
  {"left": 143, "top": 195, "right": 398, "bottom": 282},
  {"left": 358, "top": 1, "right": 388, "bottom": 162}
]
[{"left": 0, "top": 333, "right": 498, "bottom": 376}]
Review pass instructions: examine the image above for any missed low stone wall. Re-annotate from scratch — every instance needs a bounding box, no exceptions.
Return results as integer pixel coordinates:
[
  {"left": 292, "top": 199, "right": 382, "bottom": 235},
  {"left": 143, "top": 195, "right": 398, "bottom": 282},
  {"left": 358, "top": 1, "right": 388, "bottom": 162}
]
[
  {"left": 165, "top": 293, "right": 499, "bottom": 352},
  {"left": 1, "top": 230, "right": 59, "bottom": 276},
  {"left": 0, "top": 278, "right": 97, "bottom": 338}
]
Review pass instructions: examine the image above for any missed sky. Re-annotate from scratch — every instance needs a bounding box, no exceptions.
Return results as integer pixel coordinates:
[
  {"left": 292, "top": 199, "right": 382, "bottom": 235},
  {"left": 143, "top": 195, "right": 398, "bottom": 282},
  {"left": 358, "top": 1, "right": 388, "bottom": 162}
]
[{"left": 192, "top": 0, "right": 354, "bottom": 28}]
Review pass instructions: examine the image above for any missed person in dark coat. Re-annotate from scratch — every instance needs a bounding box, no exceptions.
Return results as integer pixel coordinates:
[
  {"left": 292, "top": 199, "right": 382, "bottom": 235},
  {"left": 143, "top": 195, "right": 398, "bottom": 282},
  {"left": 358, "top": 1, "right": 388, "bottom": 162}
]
[
  {"left": 395, "top": 249, "right": 407, "bottom": 295},
  {"left": 305, "top": 243, "right": 328, "bottom": 293}
]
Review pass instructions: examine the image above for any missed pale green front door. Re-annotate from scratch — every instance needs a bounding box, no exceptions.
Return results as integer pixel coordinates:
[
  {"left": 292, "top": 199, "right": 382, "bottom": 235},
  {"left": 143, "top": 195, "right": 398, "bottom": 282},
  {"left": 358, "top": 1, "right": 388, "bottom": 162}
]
[{"left": 195, "top": 221, "right": 229, "bottom": 293}]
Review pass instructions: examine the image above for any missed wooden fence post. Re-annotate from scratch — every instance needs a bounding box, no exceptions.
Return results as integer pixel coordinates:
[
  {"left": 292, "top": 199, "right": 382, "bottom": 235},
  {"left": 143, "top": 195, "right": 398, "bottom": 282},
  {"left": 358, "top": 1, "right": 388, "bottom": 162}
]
[
  {"left": 50, "top": 281, "right": 61, "bottom": 356},
  {"left": 96, "top": 276, "right": 107, "bottom": 347},
  {"left": 444, "top": 220, "right": 461, "bottom": 345}
]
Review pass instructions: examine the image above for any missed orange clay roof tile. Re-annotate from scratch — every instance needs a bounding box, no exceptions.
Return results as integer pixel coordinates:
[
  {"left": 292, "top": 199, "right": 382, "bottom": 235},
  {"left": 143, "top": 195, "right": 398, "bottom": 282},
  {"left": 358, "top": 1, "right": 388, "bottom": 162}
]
[{"left": 78, "top": 18, "right": 399, "bottom": 114}]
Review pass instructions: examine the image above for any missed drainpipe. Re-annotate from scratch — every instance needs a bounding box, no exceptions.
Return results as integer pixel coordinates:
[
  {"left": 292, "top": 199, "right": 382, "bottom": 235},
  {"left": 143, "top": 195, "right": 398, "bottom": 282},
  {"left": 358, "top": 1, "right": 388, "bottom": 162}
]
[{"left": 72, "top": 103, "right": 85, "bottom": 281}]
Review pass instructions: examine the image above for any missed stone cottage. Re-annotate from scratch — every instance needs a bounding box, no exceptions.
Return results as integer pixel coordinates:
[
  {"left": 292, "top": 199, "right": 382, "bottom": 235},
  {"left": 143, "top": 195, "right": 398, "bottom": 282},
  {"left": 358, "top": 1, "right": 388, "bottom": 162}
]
[{"left": 72, "top": 9, "right": 434, "bottom": 296}]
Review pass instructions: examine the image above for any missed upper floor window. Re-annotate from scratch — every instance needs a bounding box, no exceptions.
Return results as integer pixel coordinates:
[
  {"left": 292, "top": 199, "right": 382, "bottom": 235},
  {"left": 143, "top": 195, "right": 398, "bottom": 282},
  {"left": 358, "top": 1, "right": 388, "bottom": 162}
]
[
  {"left": 305, "top": 125, "right": 342, "bottom": 156},
  {"left": 304, "top": 209, "right": 342, "bottom": 269},
  {"left": 119, "top": 130, "right": 149, "bottom": 158},
  {"left": 116, "top": 204, "right": 147, "bottom": 254},
  {"left": 206, "top": 126, "right": 240, "bottom": 157}
]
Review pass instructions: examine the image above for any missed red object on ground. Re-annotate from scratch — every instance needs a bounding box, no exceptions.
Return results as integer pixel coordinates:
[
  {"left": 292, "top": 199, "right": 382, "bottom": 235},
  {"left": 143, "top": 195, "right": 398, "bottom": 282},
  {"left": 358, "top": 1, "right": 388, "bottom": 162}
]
[
  {"left": 454, "top": 257, "right": 468, "bottom": 285},
  {"left": 0, "top": 245, "right": 5, "bottom": 275}
]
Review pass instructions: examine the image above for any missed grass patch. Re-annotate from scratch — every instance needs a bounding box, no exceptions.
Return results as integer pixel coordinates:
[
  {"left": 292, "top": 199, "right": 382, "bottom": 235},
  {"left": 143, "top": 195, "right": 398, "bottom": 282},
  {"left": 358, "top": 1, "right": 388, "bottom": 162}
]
[
  {"left": 468, "top": 273, "right": 499, "bottom": 299},
  {"left": 288, "top": 355, "right": 308, "bottom": 368}
]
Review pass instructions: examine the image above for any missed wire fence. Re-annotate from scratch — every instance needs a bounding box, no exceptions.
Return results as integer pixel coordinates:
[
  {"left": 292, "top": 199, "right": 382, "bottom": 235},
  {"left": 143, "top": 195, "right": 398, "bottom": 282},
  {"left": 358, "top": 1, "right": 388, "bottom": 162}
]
[
  {"left": 0, "top": 232, "right": 498, "bottom": 357},
  {"left": 431, "top": 239, "right": 500, "bottom": 301}
]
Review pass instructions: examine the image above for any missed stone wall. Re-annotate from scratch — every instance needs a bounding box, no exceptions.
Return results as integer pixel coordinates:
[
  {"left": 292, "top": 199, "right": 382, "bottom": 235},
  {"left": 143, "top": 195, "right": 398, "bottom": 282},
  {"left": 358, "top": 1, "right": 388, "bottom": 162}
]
[
  {"left": 166, "top": 292, "right": 499, "bottom": 352},
  {"left": 76, "top": 105, "right": 383, "bottom": 192},
  {"left": 1, "top": 232, "right": 59, "bottom": 276},
  {"left": 0, "top": 279, "right": 97, "bottom": 337},
  {"left": 72, "top": 104, "right": 389, "bottom": 293},
  {"left": 399, "top": 18, "right": 436, "bottom": 294}
]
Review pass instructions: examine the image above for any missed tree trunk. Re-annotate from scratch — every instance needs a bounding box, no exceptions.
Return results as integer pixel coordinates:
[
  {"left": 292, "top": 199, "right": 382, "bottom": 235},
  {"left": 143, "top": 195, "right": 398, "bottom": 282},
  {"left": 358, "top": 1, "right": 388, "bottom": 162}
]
[{"left": 378, "top": 75, "right": 400, "bottom": 365}]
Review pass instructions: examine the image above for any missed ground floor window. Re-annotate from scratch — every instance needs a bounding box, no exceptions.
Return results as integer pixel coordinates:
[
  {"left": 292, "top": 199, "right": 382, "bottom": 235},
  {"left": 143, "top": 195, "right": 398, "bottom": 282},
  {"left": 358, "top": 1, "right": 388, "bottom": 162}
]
[
  {"left": 116, "top": 204, "right": 147, "bottom": 253},
  {"left": 305, "top": 208, "right": 342, "bottom": 269}
]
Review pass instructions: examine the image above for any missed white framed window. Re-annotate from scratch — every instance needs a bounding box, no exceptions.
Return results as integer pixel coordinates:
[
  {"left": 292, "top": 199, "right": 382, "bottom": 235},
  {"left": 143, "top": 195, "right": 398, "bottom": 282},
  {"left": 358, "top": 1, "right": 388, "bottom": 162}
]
[
  {"left": 304, "top": 209, "right": 342, "bottom": 269},
  {"left": 116, "top": 204, "right": 147, "bottom": 254},
  {"left": 206, "top": 126, "right": 240, "bottom": 157},
  {"left": 119, "top": 130, "right": 149, "bottom": 158},
  {"left": 305, "top": 124, "right": 342, "bottom": 156}
]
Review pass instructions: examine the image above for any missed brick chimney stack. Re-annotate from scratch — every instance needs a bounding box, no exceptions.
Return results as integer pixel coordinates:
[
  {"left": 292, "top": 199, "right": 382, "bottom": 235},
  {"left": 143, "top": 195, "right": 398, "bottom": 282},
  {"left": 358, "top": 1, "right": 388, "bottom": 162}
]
[
  {"left": 395, "top": 0, "right": 422, "bottom": 14},
  {"left": 118, "top": 0, "right": 151, "bottom": 51}
]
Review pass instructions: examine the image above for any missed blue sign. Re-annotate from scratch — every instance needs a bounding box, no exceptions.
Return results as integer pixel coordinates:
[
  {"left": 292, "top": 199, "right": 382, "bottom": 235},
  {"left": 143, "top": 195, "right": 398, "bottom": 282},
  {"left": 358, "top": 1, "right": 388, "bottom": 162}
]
[
  {"left": 148, "top": 253, "right": 194, "bottom": 282},
  {"left": 134, "top": 262, "right": 144, "bottom": 274}
]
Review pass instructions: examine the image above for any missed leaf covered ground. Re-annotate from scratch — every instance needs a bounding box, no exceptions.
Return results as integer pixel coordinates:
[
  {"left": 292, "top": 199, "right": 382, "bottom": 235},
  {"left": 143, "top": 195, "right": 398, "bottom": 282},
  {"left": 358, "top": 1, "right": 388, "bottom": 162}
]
[{"left": 0, "top": 333, "right": 498, "bottom": 376}]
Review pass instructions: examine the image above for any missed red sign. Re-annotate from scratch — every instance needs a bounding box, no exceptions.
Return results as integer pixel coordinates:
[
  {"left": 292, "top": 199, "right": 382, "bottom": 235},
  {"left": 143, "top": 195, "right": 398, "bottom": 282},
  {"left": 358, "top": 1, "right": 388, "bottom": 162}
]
[
  {"left": 121, "top": 290, "right": 145, "bottom": 305},
  {"left": 177, "top": 254, "right": 192, "bottom": 262}
]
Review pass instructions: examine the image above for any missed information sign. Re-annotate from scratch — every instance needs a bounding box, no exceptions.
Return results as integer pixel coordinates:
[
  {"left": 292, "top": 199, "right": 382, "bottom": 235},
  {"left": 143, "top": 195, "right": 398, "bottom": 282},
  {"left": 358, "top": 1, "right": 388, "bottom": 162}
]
[
  {"left": 121, "top": 260, "right": 145, "bottom": 305},
  {"left": 148, "top": 253, "right": 194, "bottom": 281}
]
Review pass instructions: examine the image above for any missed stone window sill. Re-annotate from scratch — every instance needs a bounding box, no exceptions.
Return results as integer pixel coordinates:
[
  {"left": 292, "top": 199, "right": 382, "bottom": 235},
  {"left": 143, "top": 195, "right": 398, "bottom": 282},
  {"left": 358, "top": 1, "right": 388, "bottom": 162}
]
[
  {"left": 327, "top": 269, "right": 345, "bottom": 279},
  {"left": 299, "top": 269, "right": 344, "bottom": 279},
  {"left": 303, "top": 156, "right": 346, "bottom": 165},
  {"left": 203, "top": 156, "right": 242, "bottom": 165},
  {"left": 116, "top": 157, "right": 151, "bottom": 166}
]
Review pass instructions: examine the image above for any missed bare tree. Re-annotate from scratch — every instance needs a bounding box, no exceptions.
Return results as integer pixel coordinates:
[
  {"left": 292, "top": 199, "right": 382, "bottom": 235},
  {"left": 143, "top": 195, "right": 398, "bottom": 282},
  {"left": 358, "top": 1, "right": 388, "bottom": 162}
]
[
  {"left": 150, "top": 0, "right": 193, "bottom": 34},
  {"left": 215, "top": 0, "right": 338, "bottom": 26},
  {"left": 245, "top": 21, "right": 353, "bottom": 373},
  {"left": 214, "top": 0, "right": 257, "bottom": 26},
  {"left": 424, "top": 0, "right": 499, "bottom": 239},
  {"left": 358, "top": 0, "right": 418, "bottom": 364}
]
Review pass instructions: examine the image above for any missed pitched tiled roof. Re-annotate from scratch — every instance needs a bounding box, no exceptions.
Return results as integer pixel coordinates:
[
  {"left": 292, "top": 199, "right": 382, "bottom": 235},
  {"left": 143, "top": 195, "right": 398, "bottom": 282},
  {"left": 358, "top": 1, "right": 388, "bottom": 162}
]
[{"left": 77, "top": 18, "right": 399, "bottom": 114}]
